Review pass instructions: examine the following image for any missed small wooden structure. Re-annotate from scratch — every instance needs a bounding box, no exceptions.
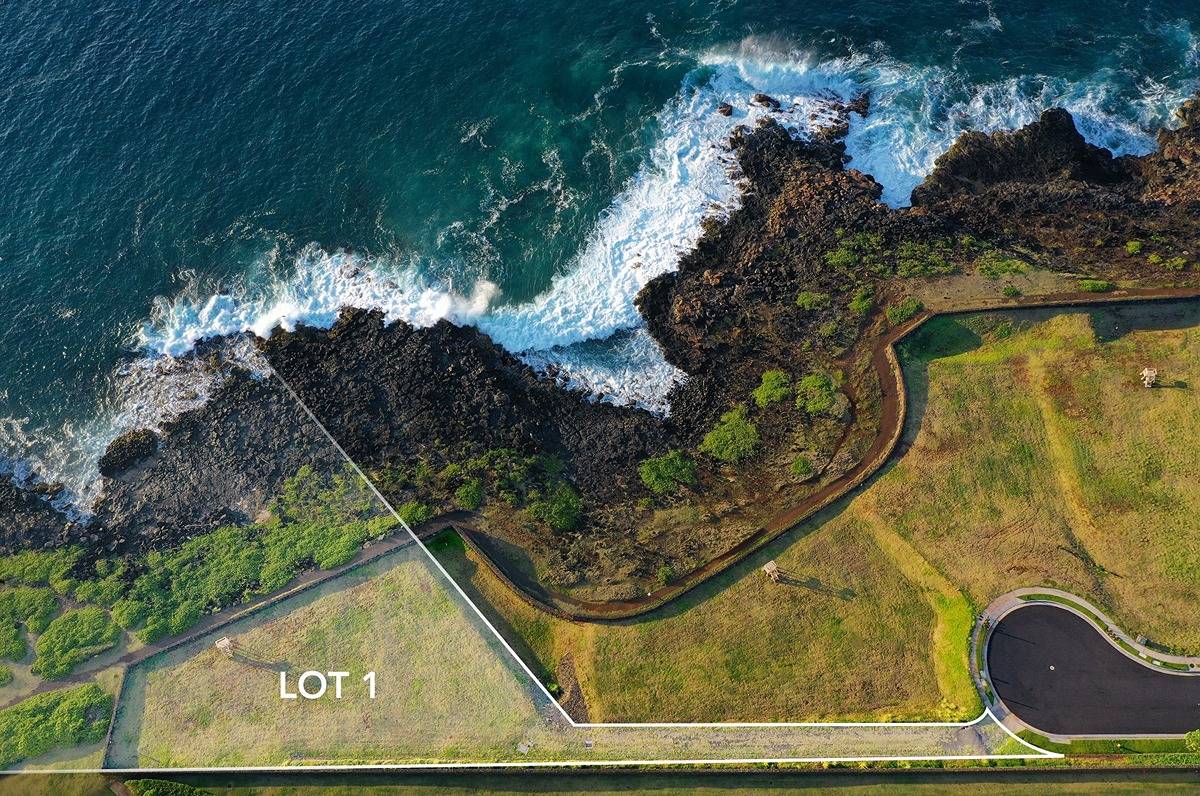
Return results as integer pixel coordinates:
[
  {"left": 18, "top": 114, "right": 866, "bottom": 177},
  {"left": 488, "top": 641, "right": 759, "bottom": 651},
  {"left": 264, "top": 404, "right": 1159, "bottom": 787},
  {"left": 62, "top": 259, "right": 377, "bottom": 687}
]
[
  {"left": 762, "top": 560, "right": 781, "bottom": 583},
  {"left": 1141, "top": 367, "right": 1158, "bottom": 388},
  {"left": 215, "top": 636, "right": 236, "bottom": 658}
]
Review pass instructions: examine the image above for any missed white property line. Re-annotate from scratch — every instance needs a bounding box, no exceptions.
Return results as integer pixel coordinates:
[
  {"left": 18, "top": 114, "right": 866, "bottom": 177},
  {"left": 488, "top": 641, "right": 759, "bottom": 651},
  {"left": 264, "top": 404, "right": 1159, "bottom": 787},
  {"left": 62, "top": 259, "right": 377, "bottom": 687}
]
[
  {"left": 264, "top": 368, "right": 1060, "bottom": 763},
  {"left": 11, "top": 368, "right": 1054, "bottom": 775}
]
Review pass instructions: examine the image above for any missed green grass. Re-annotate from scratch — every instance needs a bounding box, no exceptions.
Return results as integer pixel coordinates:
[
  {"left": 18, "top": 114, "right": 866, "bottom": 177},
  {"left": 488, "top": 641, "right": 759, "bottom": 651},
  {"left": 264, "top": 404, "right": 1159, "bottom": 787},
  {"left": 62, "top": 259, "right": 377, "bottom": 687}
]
[
  {"left": 886, "top": 297, "right": 923, "bottom": 326},
  {"left": 439, "top": 514, "right": 957, "bottom": 723},
  {"left": 1077, "top": 278, "right": 1114, "bottom": 293}
]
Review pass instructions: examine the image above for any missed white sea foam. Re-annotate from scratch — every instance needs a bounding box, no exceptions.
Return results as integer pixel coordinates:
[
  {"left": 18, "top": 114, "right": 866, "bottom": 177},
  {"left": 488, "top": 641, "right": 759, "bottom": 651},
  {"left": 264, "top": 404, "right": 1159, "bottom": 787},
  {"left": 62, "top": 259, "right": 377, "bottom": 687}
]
[{"left": 16, "top": 42, "right": 1198, "bottom": 510}]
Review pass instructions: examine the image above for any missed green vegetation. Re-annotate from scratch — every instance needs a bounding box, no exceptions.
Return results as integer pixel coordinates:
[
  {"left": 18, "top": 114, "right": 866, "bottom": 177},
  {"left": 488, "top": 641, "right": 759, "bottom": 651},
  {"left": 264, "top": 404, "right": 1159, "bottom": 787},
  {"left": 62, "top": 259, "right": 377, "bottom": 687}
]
[
  {"left": 795, "top": 373, "right": 837, "bottom": 416},
  {"left": 0, "top": 684, "right": 112, "bottom": 769},
  {"left": 105, "top": 465, "right": 395, "bottom": 644},
  {"left": 126, "top": 782, "right": 211, "bottom": 796},
  {"left": 1125, "top": 239, "right": 1144, "bottom": 255},
  {"left": 1187, "top": 729, "right": 1200, "bottom": 753},
  {"left": 699, "top": 404, "right": 760, "bottom": 464},
  {"left": 790, "top": 456, "right": 814, "bottom": 479},
  {"left": 824, "top": 232, "right": 888, "bottom": 274},
  {"left": 71, "top": 560, "right": 127, "bottom": 607},
  {"left": 848, "top": 285, "right": 875, "bottom": 316},
  {"left": 824, "top": 234, "right": 960, "bottom": 278},
  {"left": 880, "top": 309, "right": 1200, "bottom": 651},
  {"left": 976, "top": 250, "right": 1030, "bottom": 279},
  {"left": 638, "top": 450, "right": 697, "bottom": 496},
  {"left": 1078, "top": 278, "right": 1115, "bottom": 293},
  {"left": 0, "top": 665, "right": 11, "bottom": 687},
  {"left": 527, "top": 481, "right": 583, "bottom": 532},
  {"left": 893, "top": 241, "right": 958, "bottom": 278},
  {"left": 395, "top": 500, "right": 434, "bottom": 527},
  {"left": 439, "top": 512, "right": 960, "bottom": 723},
  {"left": 751, "top": 369, "right": 792, "bottom": 408},
  {"left": 1164, "top": 256, "right": 1190, "bottom": 271},
  {"left": 0, "top": 548, "right": 79, "bottom": 594},
  {"left": 885, "top": 297, "right": 923, "bottom": 326},
  {"left": 794, "top": 290, "right": 830, "bottom": 310},
  {"left": 0, "top": 586, "right": 60, "bottom": 659},
  {"left": 31, "top": 607, "right": 121, "bottom": 679},
  {"left": 454, "top": 478, "right": 484, "bottom": 511},
  {"left": 1002, "top": 284, "right": 1022, "bottom": 298}
]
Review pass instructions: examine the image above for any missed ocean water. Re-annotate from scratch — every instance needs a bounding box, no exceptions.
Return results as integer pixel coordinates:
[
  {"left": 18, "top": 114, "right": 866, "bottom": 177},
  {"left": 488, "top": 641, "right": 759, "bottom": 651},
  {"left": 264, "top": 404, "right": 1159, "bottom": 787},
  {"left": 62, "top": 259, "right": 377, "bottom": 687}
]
[{"left": 1, "top": 0, "right": 1198, "bottom": 507}]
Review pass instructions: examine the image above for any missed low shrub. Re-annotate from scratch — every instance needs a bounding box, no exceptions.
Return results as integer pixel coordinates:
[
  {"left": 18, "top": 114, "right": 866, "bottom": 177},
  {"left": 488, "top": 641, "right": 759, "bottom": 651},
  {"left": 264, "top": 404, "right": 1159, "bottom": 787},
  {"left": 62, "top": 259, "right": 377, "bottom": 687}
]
[
  {"left": 847, "top": 286, "right": 875, "bottom": 316},
  {"left": 1078, "top": 278, "right": 1115, "bottom": 293},
  {"left": 32, "top": 607, "right": 121, "bottom": 680},
  {"left": 894, "top": 241, "right": 957, "bottom": 277},
  {"left": 795, "top": 290, "right": 831, "bottom": 311},
  {"left": 0, "top": 684, "right": 113, "bottom": 769},
  {"left": 0, "top": 548, "right": 79, "bottom": 588},
  {"left": 699, "top": 405, "right": 760, "bottom": 464},
  {"left": 752, "top": 370, "right": 792, "bottom": 408},
  {"left": 885, "top": 297, "right": 923, "bottom": 326},
  {"left": 527, "top": 481, "right": 583, "bottom": 532},
  {"left": 1164, "top": 256, "right": 1189, "bottom": 271},
  {"left": 126, "top": 781, "right": 213, "bottom": 796},
  {"left": 790, "top": 456, "right": 815, "bottom": 479},
  {"left": 638, "top": 450, "right": 698, "bottom": 496},
  {"left": 454, "top": 478, "right": 485, "bottom": 511},
  {"left": 976, "top": 251, "right": 1030, "bottom": 279},
  {"left": 0, "top": 666, "right": 11, "bottom": 687},
  {"left": 1002, "top": 284, "right": 1022, "bottom": 298},
  {"left": 796, "top": 373, "right": 837, "bottom": 416},
  {"left": 657, "top": 564, "right": 676, "bottom": 585},
  {"left": 1125, "top": 240, "right": 1143, "bottom": 255},
  {"left": 395, "top": 501, "right": 434, "bottom": 527}
]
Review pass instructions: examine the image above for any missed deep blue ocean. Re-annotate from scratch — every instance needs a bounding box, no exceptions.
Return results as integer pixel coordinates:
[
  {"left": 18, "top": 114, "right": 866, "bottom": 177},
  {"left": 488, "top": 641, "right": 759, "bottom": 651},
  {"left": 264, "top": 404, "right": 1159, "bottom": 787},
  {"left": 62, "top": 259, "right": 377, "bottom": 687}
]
[{"left": 1, "top": 0, "right": 1198, "bottom": 506}]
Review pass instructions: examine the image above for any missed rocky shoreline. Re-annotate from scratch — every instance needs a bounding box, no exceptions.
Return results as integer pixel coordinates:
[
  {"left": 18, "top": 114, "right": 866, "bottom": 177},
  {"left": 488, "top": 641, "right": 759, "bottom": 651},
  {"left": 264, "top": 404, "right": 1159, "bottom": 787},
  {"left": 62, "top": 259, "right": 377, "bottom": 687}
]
[{"left": 5, "top": 94, "right": 1200, "bottom": 600}]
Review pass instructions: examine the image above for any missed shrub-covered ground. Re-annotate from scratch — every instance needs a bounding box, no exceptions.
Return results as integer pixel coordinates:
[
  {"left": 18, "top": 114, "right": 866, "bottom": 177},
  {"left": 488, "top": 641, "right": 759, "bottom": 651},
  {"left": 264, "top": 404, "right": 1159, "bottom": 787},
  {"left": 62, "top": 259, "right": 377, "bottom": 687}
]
[{"left": 0, "top": 683, "right": 112, "bottom": 769}]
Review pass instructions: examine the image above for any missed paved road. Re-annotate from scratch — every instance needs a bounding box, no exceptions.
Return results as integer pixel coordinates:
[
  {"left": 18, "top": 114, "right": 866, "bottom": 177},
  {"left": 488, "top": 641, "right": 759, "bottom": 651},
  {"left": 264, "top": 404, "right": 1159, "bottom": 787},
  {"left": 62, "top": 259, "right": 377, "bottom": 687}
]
[{"left": 988, "top": 604, "right": 1200, "bottom": 736}]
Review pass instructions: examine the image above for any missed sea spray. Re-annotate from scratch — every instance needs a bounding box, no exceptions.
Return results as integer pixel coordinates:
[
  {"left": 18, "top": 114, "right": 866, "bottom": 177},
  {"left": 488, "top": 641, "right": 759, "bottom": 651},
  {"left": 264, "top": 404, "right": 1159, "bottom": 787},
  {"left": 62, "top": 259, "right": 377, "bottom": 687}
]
[{"left": 16, "top": 43, "right": 1200, "bottom": 512}]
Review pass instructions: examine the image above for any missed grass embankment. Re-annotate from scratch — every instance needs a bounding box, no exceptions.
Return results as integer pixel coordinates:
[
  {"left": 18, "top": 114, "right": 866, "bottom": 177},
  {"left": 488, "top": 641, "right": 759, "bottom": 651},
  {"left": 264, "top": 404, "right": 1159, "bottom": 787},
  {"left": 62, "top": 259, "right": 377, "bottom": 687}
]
[{"left": 871, "top": 307, "right": 1200, "bottom": 651}]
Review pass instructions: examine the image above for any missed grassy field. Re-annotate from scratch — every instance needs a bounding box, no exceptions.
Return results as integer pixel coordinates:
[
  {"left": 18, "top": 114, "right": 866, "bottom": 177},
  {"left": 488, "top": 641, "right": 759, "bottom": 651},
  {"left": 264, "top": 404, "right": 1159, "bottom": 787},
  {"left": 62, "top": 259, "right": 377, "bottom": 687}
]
[
  {"left": 112, "top": 547, "right": 550, "bottom": 767},
  {"left": 872, "top": 304, "right": 1200, "bottom": 651},
  {"left": 436, "top": 507, "right": 975, "bottom": 723}
]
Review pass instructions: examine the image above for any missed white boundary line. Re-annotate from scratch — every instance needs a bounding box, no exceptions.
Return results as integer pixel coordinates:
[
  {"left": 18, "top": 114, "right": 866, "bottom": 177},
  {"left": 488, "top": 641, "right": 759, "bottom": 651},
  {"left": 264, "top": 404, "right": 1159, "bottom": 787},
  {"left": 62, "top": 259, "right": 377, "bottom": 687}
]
[
  {"left": 9, "top": 368, "right": 1056, "bottom": 774},
  {"left": 266, "top": 368, "right": 1060, "bottom": 761}
]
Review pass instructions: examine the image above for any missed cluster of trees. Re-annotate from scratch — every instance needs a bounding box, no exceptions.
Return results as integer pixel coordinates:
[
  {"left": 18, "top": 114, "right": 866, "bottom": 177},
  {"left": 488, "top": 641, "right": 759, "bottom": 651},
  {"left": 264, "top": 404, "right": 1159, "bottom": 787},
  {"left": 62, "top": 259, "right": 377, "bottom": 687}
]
[{"left": 0, "top": 683, "right": 112, "bottom": 768}]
